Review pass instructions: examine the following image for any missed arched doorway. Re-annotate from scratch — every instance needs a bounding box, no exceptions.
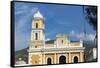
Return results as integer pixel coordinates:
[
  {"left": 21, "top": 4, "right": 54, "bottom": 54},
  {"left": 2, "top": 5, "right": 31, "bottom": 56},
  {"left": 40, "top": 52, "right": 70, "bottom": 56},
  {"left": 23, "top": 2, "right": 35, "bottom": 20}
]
[
  {"left": 59, "top": 55, "right": 66, "bottom": 64},
  {"left": 74, "top": 56, "right": 78, "bottom": 63},
  {"left": 47, "top": 58, "right": 52, "bottom": 65}
]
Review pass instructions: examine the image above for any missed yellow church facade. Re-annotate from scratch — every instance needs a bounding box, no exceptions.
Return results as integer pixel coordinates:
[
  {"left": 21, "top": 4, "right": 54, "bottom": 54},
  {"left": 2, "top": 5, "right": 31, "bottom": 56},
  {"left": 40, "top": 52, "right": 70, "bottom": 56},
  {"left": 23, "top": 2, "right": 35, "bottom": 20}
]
[{"left": 28, "top": 11, "right": 85, "bottom": 65}]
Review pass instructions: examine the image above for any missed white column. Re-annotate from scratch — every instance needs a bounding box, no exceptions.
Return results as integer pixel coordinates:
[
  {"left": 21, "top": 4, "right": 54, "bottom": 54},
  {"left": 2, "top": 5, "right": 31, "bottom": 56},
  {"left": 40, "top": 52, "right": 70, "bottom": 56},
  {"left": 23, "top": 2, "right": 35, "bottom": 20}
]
[
  {"left": 54, "top": 41, "right": 56, "bottom": 48},
  {"left": 54, "top": 53, "right": 56, "bottom": 64},
  {"left": 80, "top": 52, "right": 83, "bottom": 62},
  {"left": 56, "top": 39, "right": 58, "bottom": 47},
  {"left": 28, "top": 54, "right": 30, "bottom": 64},
  {"left": 68, "top": 52, "right": 71, "bottom": 63},
  {"left": 43, "top": 53, "right": 45, "bottom": 64},
  {"left": 43, "top": 32, "right": 45, "bottom": 48},
  {"left": 28, "top": 53, "right": 32, "bottom": 64},
  {"left": 68, "top": 40, "right": 70, "bottom": 47},
  {"left": 31, "top": 30, "right": 33, "bottom": 41},
  {"left": 41, "top": 53, "right": 43, "bottom": 64},
  {"left": 80, "top": 39, "right": 83, "bottom": 47}
]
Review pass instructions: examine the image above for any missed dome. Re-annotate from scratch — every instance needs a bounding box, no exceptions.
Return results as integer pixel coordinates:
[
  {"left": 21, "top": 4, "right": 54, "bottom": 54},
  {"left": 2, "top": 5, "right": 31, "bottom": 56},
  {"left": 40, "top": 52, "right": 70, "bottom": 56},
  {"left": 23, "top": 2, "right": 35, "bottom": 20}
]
[{"left": 34, "top": 11, "right": 44, "bottom": 19}]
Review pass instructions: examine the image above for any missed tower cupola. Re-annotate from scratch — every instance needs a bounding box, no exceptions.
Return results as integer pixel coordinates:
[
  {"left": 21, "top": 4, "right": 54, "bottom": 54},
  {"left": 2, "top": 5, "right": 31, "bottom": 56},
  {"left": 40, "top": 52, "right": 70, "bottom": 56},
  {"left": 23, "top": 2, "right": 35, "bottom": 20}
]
[{"left": 33, "top": 11, "right": 44, "bottom": 19}]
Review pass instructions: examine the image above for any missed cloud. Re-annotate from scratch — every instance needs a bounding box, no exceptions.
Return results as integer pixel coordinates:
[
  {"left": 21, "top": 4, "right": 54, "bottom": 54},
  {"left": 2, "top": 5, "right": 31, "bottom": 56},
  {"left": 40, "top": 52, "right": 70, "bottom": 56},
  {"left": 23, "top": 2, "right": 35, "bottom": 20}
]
[
  {"left": 15, "top": 4, "right": 39, "bottom": 50},
  {"left": 69, "top": 30, "right": 95, "bottom": 41},
  {"left": 15, "top": 4, "right": 39, "bottom": 32},
  {"left": 45, "top": 38, "right": 51, "bottom": 41},
  {"left": 15, "top": 6, "right": 38, "bottom": 15}
]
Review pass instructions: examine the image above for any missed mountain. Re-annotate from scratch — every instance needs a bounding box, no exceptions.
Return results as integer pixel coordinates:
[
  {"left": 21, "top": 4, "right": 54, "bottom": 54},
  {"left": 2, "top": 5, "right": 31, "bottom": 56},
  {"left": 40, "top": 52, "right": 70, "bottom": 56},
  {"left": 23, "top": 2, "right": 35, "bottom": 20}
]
[{"left": 15, "top": 47, "right": 29, "bottom": 64}]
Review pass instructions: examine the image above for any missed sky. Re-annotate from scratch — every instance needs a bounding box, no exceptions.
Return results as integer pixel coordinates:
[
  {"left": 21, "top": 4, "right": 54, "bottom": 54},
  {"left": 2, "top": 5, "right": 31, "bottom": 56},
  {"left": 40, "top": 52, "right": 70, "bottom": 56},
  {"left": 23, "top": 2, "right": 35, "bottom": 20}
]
[{"left": 14, "top": 2, "right": 96, "bottom": 51}]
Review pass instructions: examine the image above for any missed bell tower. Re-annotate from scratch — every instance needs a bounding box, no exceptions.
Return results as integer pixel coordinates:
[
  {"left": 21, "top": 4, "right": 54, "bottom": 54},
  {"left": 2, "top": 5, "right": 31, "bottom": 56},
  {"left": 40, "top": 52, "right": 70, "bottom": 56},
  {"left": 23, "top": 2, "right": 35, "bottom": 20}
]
[{"left": 30, "top": 11, "right": 45, "bottom": 48}]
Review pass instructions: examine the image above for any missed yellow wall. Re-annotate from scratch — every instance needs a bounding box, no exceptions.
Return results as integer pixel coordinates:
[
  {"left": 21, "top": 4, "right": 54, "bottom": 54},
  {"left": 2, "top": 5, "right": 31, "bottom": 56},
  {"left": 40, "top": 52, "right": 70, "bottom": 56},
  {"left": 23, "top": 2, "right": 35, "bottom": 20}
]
[
  {"left": 68, "top": 53, "right": 72, "bottom": 63},
  {"left": 29, "top": 12, "right": 85, "bottom": 65},
  {"left": 30, "top": 18, "right": 44, "bottom": 48},
  {"left": 70, "top": 42, "right": 80, "bottom": 46},
  {"left": 45, "top": 54, "right": 54, "bottom": 64},
  {"left": 45, "top": 44, "right": 54, "bottom": 48},
  {"left": 71, "top": 52, "right": 80, "bottom": 63},
  {"left": 30, "top": 54, "right": 41, "bottom": 64},
  {"left": 29, "top": 52, "right": 84, "bottom": 65},
  {"left": 31, "top": 30, "right": 44, "bottom": 41},
  {"left": 30, "top": 41, "right": 43, "bottom": 48},
  {"left": 56, "top": 35, "right": 69, "bottom": 46},
  {"left": 56, "top": 54, "right": 58, "bottom": 64},
  {"left": 32, "top": 19, "right": 44, "bottom": 29}
]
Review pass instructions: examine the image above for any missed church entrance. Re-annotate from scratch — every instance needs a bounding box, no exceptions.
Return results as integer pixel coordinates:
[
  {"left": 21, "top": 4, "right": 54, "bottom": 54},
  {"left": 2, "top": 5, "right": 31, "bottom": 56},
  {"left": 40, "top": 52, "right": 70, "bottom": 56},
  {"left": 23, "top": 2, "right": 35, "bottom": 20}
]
[
  {"left": 47, "top": 58, "right": 52, "bottom": 65},
  {"left": 74, "top": 56, "right": 78, "bottom": 63},
  {"left": 59, "top": 55, "right": 66, "bottom": 64}
]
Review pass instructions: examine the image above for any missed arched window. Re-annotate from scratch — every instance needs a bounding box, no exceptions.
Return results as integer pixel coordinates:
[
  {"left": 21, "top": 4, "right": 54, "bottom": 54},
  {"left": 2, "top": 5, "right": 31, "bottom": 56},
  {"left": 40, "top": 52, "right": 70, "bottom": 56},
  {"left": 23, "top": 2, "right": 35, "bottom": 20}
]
[
  {"left": 35, "top": 46, "right": 37, "bottom": 48},
  {"left": 35, "top": 33, "right": 38, "bottom": 40},
  {"left": 35, "top": 61, "right": 37, "bottom": 64},
  {"left": 74, "top": 56, "right": 78, "bottom": 63},
  {"left": 47, "top": 58, "right": 52, "bottom": 65},
  {"left": 59, "top": 55, "right": 66, "bottom": 64},
  {"left": 36, "top": 23, "right": 38, "bottom": 28}
]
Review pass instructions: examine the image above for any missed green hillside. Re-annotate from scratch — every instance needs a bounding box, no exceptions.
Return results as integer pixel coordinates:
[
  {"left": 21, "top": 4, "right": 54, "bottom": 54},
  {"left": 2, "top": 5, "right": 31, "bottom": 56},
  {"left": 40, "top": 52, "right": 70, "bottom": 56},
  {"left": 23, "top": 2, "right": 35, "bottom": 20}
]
[{"left": 15, "top": 47, "right": 29, "bottom": 63}]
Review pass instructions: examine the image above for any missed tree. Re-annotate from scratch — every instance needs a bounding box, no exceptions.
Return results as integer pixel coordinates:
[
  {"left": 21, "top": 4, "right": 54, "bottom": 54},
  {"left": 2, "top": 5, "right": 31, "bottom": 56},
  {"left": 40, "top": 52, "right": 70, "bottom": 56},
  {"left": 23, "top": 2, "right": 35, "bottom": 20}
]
[
  {"left": 84, "top": 6, "right": 97, "bottom": 31},
  {"left": 84, "top": 6, "right": 97, "bottom": 44}
]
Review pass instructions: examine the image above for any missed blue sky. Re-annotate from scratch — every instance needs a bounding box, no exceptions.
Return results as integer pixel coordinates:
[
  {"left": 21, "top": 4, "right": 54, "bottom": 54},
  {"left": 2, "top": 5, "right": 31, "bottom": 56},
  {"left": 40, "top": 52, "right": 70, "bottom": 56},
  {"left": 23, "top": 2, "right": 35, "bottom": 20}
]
[{"left": 15, "top": 2, "right": 96, "bottom": 51}]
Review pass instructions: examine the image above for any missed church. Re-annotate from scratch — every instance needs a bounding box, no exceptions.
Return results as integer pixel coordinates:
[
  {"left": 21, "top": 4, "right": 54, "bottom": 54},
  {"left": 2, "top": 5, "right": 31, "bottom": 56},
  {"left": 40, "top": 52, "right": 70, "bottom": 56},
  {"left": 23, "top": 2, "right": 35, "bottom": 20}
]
[{"left": 28, "top": 10, "right": 85, "bottom": 65}]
